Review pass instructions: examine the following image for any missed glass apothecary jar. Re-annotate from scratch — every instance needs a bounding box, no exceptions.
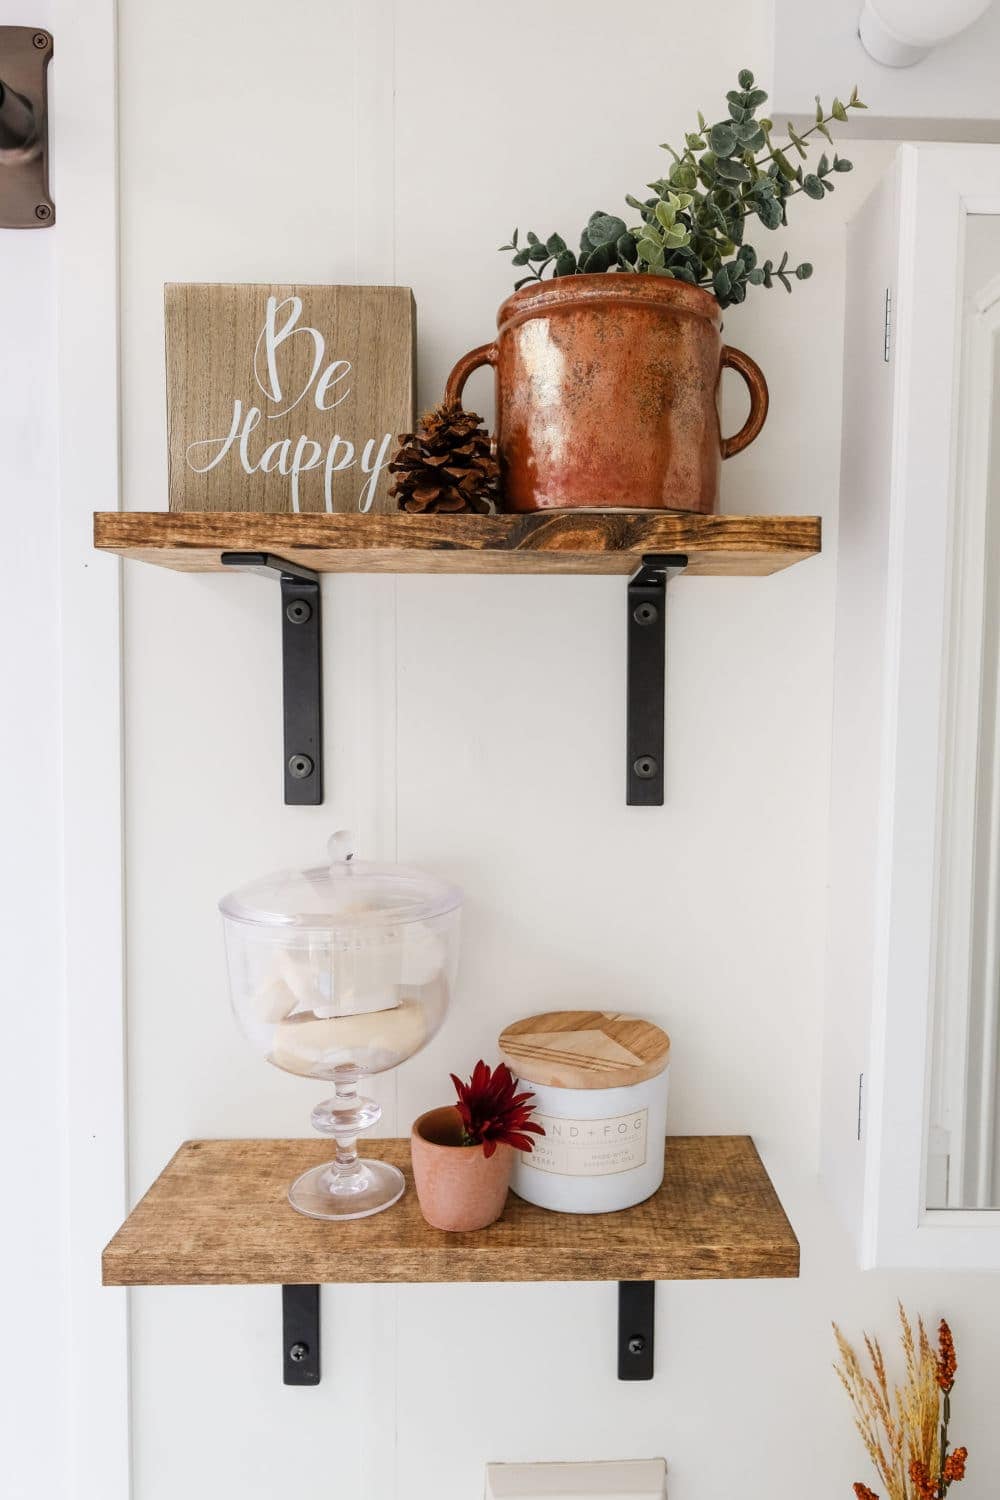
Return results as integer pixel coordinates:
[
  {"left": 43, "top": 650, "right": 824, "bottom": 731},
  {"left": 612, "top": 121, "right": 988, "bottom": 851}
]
[{"left": 220, "top": 833, "right": 461, "bottom": 1220}]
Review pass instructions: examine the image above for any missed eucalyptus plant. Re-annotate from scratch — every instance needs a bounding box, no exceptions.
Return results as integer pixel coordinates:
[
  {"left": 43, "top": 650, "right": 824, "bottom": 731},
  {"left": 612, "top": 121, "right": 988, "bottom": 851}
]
[{"left": 499, "top": 70, "right": 866, "bottom": 308}]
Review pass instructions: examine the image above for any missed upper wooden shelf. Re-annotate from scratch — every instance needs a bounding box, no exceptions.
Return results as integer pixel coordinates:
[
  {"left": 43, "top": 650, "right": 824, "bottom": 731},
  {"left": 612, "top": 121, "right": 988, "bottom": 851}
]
[
  {"left": 93, "top": 511, "right": 821, "bottom": 578},
  {"left": 102, "top": 1135, "right": 799, "bottom": 1286}
]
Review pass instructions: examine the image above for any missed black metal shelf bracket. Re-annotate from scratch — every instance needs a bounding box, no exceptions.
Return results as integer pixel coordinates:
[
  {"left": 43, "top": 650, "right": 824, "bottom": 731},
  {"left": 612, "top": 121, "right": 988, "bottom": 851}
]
[
  {"left": 220, "top": 552, "right": 323, "bottom": 806},
  {"left": 627, "top": 554, "right": 687, "bottom": 807},
  {"left": 282, "top": 1284, "right": 321, "bottom": 1386},
  {"left": 282, "top": 1282, "right": 648, "bottom": 1387},
  {"left": 618, "top": 1280, "right": 655, "bottom": 1380}
]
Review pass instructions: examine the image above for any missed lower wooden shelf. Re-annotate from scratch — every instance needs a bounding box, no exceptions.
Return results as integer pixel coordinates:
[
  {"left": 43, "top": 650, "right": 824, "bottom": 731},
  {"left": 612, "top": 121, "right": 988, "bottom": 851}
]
[{"left": 101, "top": 1135, "right": 799, "bottom": 1286}]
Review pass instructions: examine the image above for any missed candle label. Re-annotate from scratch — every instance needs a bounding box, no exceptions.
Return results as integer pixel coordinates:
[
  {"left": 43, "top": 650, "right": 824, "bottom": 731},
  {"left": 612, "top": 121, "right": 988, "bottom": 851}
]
[{"left": 521, "top": 1108, "right": 648, "bottom": 1176}]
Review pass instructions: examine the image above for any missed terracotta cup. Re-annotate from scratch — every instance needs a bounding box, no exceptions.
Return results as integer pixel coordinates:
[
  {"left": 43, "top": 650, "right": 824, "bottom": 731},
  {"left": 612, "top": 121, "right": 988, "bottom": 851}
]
[
  {"left": 410, "top": 1106, "right": 514, "bottom": 1232},
  {"left": 445, "top": 273, "right": 768, "bottom": 514}
]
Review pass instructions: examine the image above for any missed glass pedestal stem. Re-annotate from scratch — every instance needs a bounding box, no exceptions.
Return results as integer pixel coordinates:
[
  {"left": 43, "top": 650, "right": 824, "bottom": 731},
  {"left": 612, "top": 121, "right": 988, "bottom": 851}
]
[{"left": 287, "top": 1065, "right": 405, "bottom": 1221}]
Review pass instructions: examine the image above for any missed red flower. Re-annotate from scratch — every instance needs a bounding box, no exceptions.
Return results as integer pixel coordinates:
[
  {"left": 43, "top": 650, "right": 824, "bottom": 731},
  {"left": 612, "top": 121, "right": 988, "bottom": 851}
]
[
  {"left": 450, "top": 1060, "right": 545, "bottom": 1158},
  {"left": 909, "top": 1460, "right": 939, "bottom": 1500},
  {"left": 937, "top": 1320, "right": 957, "bottom": 1393},
  {"left": 943, "top": 1448, "right": 967, "bottom": 1485}
]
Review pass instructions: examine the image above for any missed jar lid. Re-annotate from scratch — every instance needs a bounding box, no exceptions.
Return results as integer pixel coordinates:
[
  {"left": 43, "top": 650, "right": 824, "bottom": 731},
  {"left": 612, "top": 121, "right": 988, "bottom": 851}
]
[
  {"left": 498, "top": 1010, "right": 670, "bottom": 1090},
  {"left": 219, "top": 831, "right": 462, "bottom": 931}
]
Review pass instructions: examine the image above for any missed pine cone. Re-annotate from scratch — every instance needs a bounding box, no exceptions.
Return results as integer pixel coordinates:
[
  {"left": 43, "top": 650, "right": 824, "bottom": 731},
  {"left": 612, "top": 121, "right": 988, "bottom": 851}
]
[{"left": 389, "top": 400, "right": 498, "bottom": 514}]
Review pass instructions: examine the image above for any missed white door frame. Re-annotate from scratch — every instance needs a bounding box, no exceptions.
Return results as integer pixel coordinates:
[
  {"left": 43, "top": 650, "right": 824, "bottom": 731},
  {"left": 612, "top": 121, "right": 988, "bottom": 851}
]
[{"left": 53, "top": 0, "right": 131, "bottom": 1492}]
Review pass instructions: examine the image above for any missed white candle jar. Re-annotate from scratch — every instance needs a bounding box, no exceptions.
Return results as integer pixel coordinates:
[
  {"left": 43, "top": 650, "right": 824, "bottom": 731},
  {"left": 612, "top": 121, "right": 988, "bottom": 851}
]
[{"left": 499, "top": 1010, "right": 671, "bottom": 1214}]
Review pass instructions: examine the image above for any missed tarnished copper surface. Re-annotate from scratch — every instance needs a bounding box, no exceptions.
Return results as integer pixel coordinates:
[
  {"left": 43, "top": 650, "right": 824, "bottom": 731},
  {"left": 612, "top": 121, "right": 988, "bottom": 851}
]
[{"left": 445, "top": 274, "right": 768, "bottom": 514}]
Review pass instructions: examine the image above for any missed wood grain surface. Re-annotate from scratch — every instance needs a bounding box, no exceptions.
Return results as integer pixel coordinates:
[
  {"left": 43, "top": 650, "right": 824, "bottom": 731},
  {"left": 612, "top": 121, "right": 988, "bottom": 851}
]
[
  {"left": 165, "top": 284, "right": 414, "bottom": 515},
  {"left": 499, "top": 1010, "right": 670, "bottom": 1089},
  {"left": 93, "top": 510, "right": 821, "bottom": 576},
  {"left": 101, "top": 1136, "right": 799, "bottom": 1286}
]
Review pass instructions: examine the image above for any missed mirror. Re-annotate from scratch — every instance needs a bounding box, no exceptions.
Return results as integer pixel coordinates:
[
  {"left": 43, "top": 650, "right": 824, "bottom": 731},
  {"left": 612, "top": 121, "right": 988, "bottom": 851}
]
[{"left": 927, "top": 214, "right": 1000, "bottom": 1209}]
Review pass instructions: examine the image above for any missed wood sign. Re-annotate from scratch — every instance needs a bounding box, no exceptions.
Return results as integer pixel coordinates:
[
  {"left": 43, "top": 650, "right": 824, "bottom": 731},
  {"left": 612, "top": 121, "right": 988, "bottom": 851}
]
[{"left": 164, "top": 283, "right": 415, "bottom": 514}]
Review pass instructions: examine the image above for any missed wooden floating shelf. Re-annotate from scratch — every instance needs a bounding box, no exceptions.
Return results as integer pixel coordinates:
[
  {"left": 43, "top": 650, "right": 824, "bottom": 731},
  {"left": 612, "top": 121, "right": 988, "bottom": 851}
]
[
  {"left": 102, "top": 1135, "right": 799, "bottom": 1287},
  {"left": 93, "top": 511, "right": 821, "bottom": 578}
]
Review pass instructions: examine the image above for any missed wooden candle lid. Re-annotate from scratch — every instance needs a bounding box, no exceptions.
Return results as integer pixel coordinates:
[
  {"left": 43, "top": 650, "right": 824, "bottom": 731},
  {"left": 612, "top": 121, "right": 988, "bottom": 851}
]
[{"left": 498, "top": 1011, "right": 670, "bottom": 1091}]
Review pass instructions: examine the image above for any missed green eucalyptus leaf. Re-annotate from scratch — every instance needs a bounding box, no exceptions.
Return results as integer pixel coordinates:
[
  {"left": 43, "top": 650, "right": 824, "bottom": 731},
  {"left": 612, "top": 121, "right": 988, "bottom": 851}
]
[
  {"left": 512, "top": 248, "right": 531, "bottom": 266},
  {"left": 714, "top": 265, "right": 732, "bottom": 297},
  {"left": 737, "top": 122, "right": 766, "bottom": 150},
  {"left": 709, "top": 121, "right": 738, "bottom": 155},
  {"left": 756, "top": 195, "right": 783, "bottom": 229},
  {"left": 670, "top": 163, "right": 698, "bottom": 191},
  {"left": 526, "top": 231, "right": 539, "bottom": 245},
  {"left": 587, "top": 213, "right": 627, "bottom": 246},
  {"left": 795, "top": 262, "right": 813, "bottom": 280},
  {"left": 553, "top": 250, "right": 578, "bottom": 277},
  {"left": 738, "top": 68, "right": 754, "bottom": 89},
  {"left": 715, "top": 157, "right": 751, "bottom": 183},
  {"left": 654, "top": 199, "right": 676, "bottom": 229},
  {"left": 747, "top": 267, "right": 765, "bottom": 285},
  {"left": 616, "top": 232, "right": 638, "bottom": 264},
  {"left": 528, "top": 244, "right": 551, "bottom": 262},
  {"left": 834, "top": 156, "right": 853, "bottom": 172},
  {"left": 832, "top": 98, "right": 848, "bottom": 121},
  {"left": 802, "top": 173, "right": 825, "bottom": 200},
  {"left": 583, "top": 242, "right": 614, "bottom": 272},
  {"left": 546, "top": 232, "right": 567, "bottom": 255}
]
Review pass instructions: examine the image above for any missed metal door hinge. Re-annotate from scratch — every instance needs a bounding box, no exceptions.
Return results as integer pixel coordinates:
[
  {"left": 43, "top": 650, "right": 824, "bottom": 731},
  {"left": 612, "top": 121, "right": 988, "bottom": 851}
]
[
  {"left": 883, "top": 289, "right": 892, "bottom": 363},
  {"left": 0, "top": 27, "right": 54, "bottom": 228}
]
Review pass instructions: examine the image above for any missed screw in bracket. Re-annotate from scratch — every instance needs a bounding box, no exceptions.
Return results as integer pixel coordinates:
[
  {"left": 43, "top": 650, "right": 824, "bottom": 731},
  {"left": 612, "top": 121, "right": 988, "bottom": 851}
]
[
  {"left": 288, "top": 1342, "right": 309, "bottom": 1363},
  {"left": 285, "top": 598, "right": 312, "bottom": 625},
  {"left": 32, "top": 31, "right": 49, "bottom": 47},
  {"left": 288, "top": 754, "right": 314, "bottom": 780},
  {"left": 633, "top": 601, "right": 659, "bottom": 626},
  {"left": 34, "top": 204, "right": 52, "bottom": 221},
  {"left": 627, "top": 1336, "right": 646, "bottom": 1355},
  {"left": 632, "top": 756, "right": 658, "bottom": 780}
]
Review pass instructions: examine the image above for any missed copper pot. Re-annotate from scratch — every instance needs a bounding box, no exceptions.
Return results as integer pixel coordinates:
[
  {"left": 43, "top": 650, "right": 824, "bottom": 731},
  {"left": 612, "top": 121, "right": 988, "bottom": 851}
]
[{"left": 445, "top": 273, "right": 768, "bottom": 514}]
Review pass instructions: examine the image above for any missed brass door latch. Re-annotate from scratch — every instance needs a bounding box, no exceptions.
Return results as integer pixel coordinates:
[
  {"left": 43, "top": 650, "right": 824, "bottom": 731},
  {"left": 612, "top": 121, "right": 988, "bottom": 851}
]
[{"left": 0, "top": 27, "right": 53, "bottom": 228}]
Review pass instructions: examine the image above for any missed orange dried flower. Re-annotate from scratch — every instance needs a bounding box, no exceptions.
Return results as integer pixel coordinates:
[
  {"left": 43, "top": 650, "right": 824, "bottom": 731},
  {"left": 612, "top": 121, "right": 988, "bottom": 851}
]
[
  {"left": 909, "top": 1459, "right": 938, "bottom": 1500},
  {"left": 943, "top": 1447, "right": 967, "bottom": 1484},
  {"left": 853, "top": 1485, "right": 880, "bottom": 1500},
  {"left": 937, "top": 1321, "right": 957, "bottom": 1392}
]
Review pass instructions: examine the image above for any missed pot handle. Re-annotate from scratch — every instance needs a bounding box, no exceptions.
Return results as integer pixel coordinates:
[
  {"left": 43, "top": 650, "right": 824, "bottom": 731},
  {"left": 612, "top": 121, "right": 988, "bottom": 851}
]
[
  {"left": 720, "top": 345, "right": 769, "bottom": 459},
  {"left": 444, "top": 341, "right": 499, "bottom": 406}
]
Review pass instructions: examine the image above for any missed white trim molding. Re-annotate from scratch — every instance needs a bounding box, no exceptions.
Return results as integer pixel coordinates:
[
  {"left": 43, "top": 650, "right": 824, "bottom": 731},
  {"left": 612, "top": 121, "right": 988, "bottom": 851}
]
[
  {"left": 53, "top": 0, "right": 130, "bottom": 1491},
  {"left": 825, "top": 145, "right": 1000, "bottom": 1269}
]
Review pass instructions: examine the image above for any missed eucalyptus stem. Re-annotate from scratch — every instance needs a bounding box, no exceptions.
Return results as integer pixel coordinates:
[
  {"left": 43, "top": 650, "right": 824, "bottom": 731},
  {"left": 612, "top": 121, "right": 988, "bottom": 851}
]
[{"left": 499, "top": 68, "right": 864, "bottom": 307}]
